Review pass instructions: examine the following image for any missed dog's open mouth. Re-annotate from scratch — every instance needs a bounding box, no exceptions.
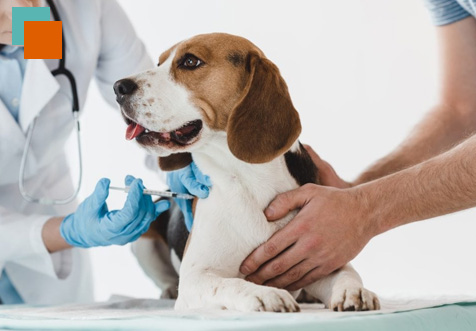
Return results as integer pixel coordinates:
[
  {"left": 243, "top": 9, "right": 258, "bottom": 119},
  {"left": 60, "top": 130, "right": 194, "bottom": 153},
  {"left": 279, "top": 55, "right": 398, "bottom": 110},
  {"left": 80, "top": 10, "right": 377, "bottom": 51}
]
[{"left": 125, "top": 119, "right": 203, "bottom": 146}]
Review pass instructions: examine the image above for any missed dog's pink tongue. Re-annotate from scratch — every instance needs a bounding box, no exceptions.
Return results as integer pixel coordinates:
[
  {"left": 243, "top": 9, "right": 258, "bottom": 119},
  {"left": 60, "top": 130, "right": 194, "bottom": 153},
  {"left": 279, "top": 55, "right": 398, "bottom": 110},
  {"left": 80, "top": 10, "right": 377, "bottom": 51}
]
[{"left": 126, "top": 123, "right": 145, "bottom": 140}]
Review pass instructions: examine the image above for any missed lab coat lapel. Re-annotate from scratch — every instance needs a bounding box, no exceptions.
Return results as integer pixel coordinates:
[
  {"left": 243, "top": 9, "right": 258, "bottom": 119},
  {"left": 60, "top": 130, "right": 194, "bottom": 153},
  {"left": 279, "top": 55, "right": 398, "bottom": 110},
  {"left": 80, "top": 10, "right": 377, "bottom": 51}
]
[
  {"left": 0, "top": 100, "right": 25, "bottom": 151},
  {"left": 19, "top": 59, "right": 60, "bottom": 133}
]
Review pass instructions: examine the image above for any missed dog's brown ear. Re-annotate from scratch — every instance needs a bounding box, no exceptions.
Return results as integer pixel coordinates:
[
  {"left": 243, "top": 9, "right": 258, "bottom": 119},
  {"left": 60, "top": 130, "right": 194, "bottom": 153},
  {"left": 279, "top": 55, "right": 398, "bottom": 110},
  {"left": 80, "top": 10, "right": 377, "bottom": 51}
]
[
  {"left": 158, "top": 153, "right": 193, "bottom": 171},
  {"left": 227, "top": 52, "right": 301, "bottom": 164}
]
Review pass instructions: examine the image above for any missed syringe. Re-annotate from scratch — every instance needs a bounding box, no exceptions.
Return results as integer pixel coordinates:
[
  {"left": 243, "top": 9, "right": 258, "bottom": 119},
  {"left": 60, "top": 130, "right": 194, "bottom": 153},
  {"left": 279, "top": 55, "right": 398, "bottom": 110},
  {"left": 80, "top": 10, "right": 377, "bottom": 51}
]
[{"left": 109, "top": 186, "right": 194, "bottom": 200}]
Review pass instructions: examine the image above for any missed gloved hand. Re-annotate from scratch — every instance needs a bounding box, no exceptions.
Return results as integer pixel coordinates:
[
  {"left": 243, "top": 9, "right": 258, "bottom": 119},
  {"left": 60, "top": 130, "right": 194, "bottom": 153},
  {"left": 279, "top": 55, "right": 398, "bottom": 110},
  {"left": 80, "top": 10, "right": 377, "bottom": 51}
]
[
  {"left": 166, "top": 162, "right": 212, "bottom": 231},
  {"left": 60, "top": 175, "right": 170, "bottom": 248}
]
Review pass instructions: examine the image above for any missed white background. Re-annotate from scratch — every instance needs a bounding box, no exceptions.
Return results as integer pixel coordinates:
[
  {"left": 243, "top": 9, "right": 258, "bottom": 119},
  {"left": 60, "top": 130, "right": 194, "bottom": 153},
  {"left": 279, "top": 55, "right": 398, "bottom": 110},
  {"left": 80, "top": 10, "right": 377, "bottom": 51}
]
[{"left": 75, "top": 0, "right": 476, "bottom": 301}]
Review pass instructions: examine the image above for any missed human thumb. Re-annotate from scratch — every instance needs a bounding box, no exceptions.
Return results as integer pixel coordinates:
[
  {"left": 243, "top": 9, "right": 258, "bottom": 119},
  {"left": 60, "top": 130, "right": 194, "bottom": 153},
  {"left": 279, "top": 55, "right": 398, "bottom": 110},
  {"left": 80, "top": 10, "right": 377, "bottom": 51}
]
[
  {"left": 90, "top": 178, "right": 110, "bottom": 208},
  {"left": 265, "top": 186, "right": 310, "bottom": 221},
  {"left": 155, "top": 200, "right": 171, "bottom": 215},
  {"left": 303, "top": 144, "right": 350, "bottom": 189}
]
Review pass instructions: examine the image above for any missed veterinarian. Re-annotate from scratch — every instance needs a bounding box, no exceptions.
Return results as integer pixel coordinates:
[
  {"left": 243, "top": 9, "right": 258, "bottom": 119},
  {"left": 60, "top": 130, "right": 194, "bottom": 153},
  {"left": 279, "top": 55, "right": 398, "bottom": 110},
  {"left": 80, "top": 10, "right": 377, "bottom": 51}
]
[
  {"left": 0, "top": 0, "right": 170, "bottom": 305},
  {"left": 172, "top": 0, "right": 476, "bottom": 291}
]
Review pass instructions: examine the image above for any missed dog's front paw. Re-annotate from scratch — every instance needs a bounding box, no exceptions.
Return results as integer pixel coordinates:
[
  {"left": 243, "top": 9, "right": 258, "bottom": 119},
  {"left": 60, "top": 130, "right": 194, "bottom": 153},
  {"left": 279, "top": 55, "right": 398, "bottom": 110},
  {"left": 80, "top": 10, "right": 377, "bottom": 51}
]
[
  {"left": 235, "top": 287, "right": 300, "bottom": 313},
  {"left": 330, "top": 287, "right": 380, "bottom": 311}
]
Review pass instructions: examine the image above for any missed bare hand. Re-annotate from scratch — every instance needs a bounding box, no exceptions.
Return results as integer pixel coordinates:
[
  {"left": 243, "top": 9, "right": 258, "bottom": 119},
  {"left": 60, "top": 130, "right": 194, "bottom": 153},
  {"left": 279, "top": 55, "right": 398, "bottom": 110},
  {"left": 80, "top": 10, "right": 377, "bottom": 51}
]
[
  {"left": 303, "top": 145, "right": 351, "bottom": 188},
  {"left": 239, "top": 184, "right": 374, "bottom": 291}
]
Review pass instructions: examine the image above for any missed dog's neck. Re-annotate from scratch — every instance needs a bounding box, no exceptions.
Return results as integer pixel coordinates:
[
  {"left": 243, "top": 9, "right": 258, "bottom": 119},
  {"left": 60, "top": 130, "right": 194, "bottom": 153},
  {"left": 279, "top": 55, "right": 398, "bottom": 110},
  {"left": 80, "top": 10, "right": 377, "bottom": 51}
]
[{"left": 191, "top": 133, "right": 299, "bottom": 209}]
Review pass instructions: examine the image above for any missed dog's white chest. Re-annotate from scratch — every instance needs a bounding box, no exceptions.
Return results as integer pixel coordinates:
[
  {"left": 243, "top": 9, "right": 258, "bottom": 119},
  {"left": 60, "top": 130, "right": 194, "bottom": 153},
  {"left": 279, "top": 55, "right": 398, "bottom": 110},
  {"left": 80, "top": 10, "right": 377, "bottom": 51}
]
[{"left": 181, "top": 144, "right": 298, "bottom": 275}]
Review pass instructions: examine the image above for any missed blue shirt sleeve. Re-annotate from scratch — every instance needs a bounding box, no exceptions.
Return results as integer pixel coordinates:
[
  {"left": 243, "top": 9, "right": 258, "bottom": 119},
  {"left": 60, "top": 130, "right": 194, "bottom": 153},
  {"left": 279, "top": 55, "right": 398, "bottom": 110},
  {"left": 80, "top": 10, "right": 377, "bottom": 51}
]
[
  {"left": 0, "top": 46, "right": 26, "bottom": 123},
  {"left": 424, "top": 0, "right": 471, "bottom": 26},
  {"left": 0, "top": 270, "right": 23, "bottom": 304}
]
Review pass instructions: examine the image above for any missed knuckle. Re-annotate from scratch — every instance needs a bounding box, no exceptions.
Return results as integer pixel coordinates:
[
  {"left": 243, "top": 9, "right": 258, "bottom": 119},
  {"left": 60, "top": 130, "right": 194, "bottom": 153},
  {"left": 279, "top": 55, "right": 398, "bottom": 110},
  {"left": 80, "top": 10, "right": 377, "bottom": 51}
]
[
  {"left": 263, "top": 242, "right": 278, "bottom": 257},
  {"left": 301, "top": 183, "right": 316, "bottom": 193},
  {"left": 287, "top": 268, "right": 302, "bottom": 281},
  {"left": 320, "top": 162, "right": 333, "bottom": 174},
  {"left": 295, "top": 222, "right": 310, "bottom": 234},
  {"left": 273, "top": 193, "right": 290, "bottom": 207},
  {"left": 270, "top": 261, "right": 284, "bottom": 274},
  {"left": 302, "top": 237, "right": 320, "bottom": 252}
]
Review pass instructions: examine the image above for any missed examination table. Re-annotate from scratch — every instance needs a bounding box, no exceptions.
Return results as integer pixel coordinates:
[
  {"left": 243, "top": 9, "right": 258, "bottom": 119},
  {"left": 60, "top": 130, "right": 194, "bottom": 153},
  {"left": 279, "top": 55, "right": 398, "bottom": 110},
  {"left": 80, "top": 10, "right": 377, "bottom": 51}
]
[{"left": 1, "top": 296, "right": 475, "bottom": 330}]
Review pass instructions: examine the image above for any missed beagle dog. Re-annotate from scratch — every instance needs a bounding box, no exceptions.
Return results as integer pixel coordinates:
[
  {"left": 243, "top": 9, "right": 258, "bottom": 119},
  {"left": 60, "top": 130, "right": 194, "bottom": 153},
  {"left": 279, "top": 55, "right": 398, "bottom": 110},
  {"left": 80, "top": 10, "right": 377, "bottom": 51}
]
[{"left": 114, "top": 33, "right": 380, "bottom": 312}]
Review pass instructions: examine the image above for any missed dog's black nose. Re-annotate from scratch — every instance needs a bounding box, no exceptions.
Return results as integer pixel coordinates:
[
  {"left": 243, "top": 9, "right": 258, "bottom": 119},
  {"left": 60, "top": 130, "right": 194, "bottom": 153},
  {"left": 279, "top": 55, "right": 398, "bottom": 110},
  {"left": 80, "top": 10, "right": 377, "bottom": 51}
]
[{"left": 114, "top": 79, "right": 138, "bottom": 104}]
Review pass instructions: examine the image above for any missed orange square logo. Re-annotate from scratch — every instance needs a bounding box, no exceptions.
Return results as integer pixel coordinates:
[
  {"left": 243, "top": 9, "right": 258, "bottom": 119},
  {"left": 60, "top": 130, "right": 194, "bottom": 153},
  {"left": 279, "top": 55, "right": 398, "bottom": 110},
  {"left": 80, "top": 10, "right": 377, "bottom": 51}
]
[{"left": 24, "top": 21, "right": 62, "bottom": 59}]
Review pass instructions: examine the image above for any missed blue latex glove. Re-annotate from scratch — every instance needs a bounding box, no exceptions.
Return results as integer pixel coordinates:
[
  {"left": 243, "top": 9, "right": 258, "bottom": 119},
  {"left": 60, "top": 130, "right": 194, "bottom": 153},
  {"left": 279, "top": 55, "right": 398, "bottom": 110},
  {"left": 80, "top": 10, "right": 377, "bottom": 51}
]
[
  {"left": 166, "top": 162, "right": 212, "bottom": 231},
  {"left": 60, "top": 175, "right": 170, "bottom": 248}
]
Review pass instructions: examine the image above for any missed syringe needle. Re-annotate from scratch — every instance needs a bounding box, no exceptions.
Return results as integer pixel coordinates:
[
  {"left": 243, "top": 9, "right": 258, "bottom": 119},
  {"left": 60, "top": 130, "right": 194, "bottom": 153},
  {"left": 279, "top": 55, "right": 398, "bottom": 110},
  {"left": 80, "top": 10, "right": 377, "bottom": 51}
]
[{"left": 109, "top": 186, "right": 194, "bottom": 200}]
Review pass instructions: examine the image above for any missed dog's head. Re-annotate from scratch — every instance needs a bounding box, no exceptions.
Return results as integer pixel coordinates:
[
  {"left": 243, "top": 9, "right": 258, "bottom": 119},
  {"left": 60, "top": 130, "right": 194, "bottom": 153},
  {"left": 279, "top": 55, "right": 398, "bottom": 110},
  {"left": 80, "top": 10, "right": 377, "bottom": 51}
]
[{"left": 114, "top": 33, "right": 301, "bottom": 170}]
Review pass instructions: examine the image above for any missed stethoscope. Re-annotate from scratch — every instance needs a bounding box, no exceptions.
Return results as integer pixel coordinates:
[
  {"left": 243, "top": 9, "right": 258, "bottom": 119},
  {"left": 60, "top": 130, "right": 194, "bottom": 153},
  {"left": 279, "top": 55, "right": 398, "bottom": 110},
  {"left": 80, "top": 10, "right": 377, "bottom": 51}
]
[{"left": 18, "top": 0, "right": 82, "bottom": 205}]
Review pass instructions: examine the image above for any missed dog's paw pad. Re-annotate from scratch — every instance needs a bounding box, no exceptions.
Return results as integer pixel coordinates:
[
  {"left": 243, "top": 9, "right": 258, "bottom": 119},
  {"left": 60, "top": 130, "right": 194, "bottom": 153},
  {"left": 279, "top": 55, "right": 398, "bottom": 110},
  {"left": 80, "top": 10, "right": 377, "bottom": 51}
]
[{"left": 330, "top": 287, "right": 380, "bottom": 312}]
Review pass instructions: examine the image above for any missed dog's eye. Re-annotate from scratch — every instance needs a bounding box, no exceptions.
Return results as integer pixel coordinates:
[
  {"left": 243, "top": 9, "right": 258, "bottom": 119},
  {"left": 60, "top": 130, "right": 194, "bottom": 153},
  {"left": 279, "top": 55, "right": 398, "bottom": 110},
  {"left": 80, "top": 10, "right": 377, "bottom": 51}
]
[
  {"left": 179, "top": 54, "right": 203, "bottom": 70},
  {"left": 184, "top": 56, "right": 201, "bottom": 67}
]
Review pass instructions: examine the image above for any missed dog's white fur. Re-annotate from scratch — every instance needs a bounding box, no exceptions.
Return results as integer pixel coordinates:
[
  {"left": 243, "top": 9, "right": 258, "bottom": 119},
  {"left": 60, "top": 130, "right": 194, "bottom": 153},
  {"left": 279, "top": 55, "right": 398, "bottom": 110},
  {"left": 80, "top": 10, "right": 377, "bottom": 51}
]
[{"left": 125, "top": 34, "right": 379, "bottom": 312}]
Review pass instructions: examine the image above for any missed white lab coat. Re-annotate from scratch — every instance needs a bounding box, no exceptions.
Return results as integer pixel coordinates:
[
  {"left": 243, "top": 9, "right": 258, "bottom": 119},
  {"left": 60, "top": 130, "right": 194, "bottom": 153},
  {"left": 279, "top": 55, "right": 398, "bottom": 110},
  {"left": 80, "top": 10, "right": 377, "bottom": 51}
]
[{"left": 0, "top": 0, "right": 152, "bottom": 304}]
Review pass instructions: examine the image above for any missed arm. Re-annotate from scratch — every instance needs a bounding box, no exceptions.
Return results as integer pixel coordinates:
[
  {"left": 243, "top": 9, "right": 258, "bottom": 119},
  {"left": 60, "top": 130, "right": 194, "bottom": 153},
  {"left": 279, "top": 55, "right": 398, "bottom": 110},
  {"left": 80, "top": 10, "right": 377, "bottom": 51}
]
[
  {"left": 240, "top": 132, "right": 476, "bottom": 290},
  {"left": 94, "top": 0, "right": 153, "bottom": 108},
  {"left": 355, "top": 16, "right": 476, "bottom": 184},
  {"left": 41, "top": 217, "right": 70, "bottom": 253},
  {"left": 0, "top": 176, "right": 169, "bottom": 280},
  {"left": 41, "top": 177, "right": 158, "bottom": 253},
  {"left": 239, "top": 16, "right": 476, "bottom": 289},
  {"left": 363, "top": 132, "right": 476, "bottom": 234}
]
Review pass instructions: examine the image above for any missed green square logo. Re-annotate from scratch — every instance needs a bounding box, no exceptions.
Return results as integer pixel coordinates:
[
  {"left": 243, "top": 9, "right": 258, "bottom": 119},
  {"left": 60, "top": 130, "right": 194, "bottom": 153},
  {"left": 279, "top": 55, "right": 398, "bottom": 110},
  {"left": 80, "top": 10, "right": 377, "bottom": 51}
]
[{"left": 12, "top": 7, "right": 50, "bottom": 45}]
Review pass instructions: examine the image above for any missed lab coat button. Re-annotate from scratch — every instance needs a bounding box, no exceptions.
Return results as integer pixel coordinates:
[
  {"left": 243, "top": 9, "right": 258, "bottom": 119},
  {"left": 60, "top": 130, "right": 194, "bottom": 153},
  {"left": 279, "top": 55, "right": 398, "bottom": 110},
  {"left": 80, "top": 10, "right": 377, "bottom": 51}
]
[{"left": 11, "top": 98, "right": 19, "bottom": 108}]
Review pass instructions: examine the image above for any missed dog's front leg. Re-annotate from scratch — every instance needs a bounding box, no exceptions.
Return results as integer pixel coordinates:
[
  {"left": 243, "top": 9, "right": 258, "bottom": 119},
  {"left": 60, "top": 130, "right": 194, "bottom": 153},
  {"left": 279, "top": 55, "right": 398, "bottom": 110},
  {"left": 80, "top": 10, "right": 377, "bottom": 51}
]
[
  {"left": 175, "top": 270, "right": 300, "bottom": 312},
  {"left": 304, "top": 264, "right": 380, "bottom": 311},
  {"left": 131, "top": 237, "right": 179, "bottom": 299}
]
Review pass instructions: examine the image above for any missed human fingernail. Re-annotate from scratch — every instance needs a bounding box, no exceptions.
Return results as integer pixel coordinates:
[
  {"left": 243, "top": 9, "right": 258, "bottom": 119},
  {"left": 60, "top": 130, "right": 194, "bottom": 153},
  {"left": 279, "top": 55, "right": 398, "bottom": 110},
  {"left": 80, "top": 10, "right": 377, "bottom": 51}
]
[
  {"left": 240, "top": 265, "right": 251, "bottom": 275},
  {"left": 156, "top": 201, "right": 170, "bottom": 214},
  {"left": 265, "top": 207, "right": 274, "bottom": 218}
]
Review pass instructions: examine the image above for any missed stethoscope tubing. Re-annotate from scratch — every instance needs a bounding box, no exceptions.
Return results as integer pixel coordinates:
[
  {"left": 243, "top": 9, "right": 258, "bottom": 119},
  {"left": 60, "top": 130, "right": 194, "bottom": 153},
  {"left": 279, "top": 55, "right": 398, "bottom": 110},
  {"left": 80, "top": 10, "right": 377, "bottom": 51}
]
[
  {"left": 18, "top": 0, "right": 83, "bottom": 205},
  {"left": 18, "top": 113, "right": 82, "bottom": 205}
]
